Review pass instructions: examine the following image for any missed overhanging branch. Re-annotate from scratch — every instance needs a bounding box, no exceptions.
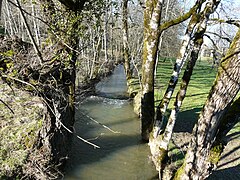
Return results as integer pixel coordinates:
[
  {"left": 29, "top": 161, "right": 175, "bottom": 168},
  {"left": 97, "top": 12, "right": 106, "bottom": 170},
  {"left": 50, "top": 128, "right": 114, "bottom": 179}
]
[
  {"left": 159, "top": 0, "right": 206, "bottom": 32},
  {"left": 209, "top": 18, "right": 240, "bottom": 28},
  {"left": 206, "top": 31, "right": 232, "bottom": 43}
]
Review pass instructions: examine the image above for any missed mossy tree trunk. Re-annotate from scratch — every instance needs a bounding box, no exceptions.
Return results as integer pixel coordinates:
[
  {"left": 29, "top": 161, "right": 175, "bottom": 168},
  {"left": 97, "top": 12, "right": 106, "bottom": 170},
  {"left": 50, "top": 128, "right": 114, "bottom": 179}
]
[
  {"left": 38, "top": 0, "right": 87, "bottom": 166},
  {"left": 140, "top": 0, "right": 164, "bottom": 141},
  {"left": 175, "top": 27, "right": 240, "bottom": 180},
  {"left": 140, "top": 0, "right": 206, "bottom": 142},
  {"left": 214, "top": 96, "right": 240, "bottom": 145},
  {"left": 149, "top": 1, "right": 220, "bottom": 177}
]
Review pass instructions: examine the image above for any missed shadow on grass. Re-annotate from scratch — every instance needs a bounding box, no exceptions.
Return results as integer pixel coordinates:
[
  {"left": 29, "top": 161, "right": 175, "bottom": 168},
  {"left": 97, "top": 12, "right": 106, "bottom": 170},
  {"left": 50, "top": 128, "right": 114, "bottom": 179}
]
[
  {"left": 174, "top": 108, "right": 202, "bottom": 133},
  {"left": 185, "top": 92, "right": 209, "bottom": 98}
]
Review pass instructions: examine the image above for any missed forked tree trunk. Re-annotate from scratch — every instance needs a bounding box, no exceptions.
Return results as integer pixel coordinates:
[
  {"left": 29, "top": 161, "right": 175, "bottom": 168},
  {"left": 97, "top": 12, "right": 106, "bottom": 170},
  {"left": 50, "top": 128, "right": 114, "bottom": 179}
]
[
  {"left": 140, "top": 0, "right": 164, "bottom": 141},
  {"left": 175, "top": 27, "right": 240, "bottom": 180},
  {"left": 153, "top": 0, "right": 206, "bottom": 137},
  {"left": 149, "top": 1, "right": 220, "bottom": 177}
]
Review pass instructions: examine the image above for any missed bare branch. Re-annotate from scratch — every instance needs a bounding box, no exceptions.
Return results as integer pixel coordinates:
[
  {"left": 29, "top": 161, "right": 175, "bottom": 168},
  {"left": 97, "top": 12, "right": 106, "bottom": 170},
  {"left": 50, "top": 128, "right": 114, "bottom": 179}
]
[
  {"left": 80, "top": 111, "right": 120, "bottom": 134},
  {"left": 15, "top": 0, "right": 43, "bottom": 64},
  {"left": 206, "top": 31, "right": 232, "bottom": 43},
  {"left": 209, "top": 18, "right": 240, "bottom": 28},
  {"left": 159, "top": 0, "right": 206, "bottom": 32},
  {"left": 0, "top": 99, "right": 14, "bottom": 114}
]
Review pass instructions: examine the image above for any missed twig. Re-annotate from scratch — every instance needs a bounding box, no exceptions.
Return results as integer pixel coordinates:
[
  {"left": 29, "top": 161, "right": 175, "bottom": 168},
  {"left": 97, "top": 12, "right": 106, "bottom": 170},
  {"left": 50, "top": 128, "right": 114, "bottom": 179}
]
[
  {"left": 15, "top": 0, "right": 43, "bottom": 64},
  {"left": 209, "top": 18, "right": 240, "bottom": 28},
  {"left": 0, "top": 99, "right": 15, "bottom": 114},
  {"left": 76, "top": 134, "right": 100, "bottom": 148},
  {"left": 50, "top": 100, "right": 100, "bottom": 149},
  {"left": 1, "top": 75, "right": 38, "bottom": 90},
  {"left": 59, "top": 119, "right": 100, "bottom": 149},
  {"left": 80, "top": 111, "right": 121, "bottom": 134}
]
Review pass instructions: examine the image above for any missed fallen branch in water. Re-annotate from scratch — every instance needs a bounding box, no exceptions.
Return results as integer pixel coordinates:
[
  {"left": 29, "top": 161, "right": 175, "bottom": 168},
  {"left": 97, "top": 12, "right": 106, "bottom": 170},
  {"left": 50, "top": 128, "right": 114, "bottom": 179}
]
[
  {"left": 50, "top": 100, "right": 100, "bottom": 149},
  {"left": 80, "top": 111, "right": 121, "bottom": 134}
]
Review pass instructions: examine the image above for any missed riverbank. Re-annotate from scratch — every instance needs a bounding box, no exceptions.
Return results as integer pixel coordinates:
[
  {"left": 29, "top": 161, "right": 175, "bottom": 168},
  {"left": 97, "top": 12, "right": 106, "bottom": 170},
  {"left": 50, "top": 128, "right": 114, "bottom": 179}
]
[
  {"left": 0, "top": 81, "right": 53, "bottom": 179},
  {"left": 0, "top": 35, "right": 117, "bottom": 179}
]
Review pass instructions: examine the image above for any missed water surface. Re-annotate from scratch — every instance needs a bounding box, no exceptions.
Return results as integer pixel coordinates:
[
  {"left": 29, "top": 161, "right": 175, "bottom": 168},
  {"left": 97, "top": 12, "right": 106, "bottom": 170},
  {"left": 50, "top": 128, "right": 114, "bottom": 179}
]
[{"left": 65, "top": 65, "right": 156, "bottom": 179}]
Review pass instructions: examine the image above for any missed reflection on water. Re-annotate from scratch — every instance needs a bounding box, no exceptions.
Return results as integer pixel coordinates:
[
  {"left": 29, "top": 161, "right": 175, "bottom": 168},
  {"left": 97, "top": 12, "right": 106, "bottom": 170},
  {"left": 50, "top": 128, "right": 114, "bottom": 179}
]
[{"left": 64, "top": 65, "right": 156, "bottom": 179}]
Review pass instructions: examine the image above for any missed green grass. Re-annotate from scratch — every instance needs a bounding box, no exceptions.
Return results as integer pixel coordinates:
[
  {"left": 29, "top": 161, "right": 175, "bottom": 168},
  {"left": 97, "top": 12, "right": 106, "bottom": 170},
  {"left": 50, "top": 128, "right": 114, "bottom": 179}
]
[
  {"left": 154, "top": 57, "right": 240, "bottom": 169},
  {"left": 154, "top": 58, "right": 217, "bottom": 111},
  {"left": 154, "top": 58, "right": 240, "bottom": 132},
  {"left": 153, "top": 58, "right": 218, "bottom": 169}
]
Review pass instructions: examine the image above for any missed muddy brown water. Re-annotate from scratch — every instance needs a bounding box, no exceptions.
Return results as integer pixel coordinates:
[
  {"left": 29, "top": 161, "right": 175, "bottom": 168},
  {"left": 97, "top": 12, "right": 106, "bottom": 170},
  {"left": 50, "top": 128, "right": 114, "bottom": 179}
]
[{"left": 64, "top": 65, "right": 157, "bottom": 179}]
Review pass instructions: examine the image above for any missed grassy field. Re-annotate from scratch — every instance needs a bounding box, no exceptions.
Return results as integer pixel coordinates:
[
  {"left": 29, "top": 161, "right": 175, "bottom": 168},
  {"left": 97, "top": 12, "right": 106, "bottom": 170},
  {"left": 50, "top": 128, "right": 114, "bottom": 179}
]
[
  {"left": 155, "top": 58, "right": 217, "bottom": 110},
  {"left": 154, "top": 58, "right": 240, "bottom": 175},
  {"left": 130, "top": 57, "right": 239, "bottom": 134},
  {"left": 155, "top": 58, "right": 240, "bottom": 133},
  {"left": 154, "top": 58, "right": 218, "bottom": 132}
]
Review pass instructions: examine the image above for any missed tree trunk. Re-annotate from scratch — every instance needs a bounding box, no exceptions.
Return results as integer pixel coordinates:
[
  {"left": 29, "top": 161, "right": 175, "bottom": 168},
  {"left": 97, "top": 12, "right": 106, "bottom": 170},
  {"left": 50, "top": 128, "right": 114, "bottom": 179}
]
[
  {"left": 215, "top": 96, "right": 240, "bottom": 144},
  {"left": 122, "top": 0, "right": 132, "bottom": 83},
  {"left": 154, "top": 0, "right": 206, "bottom": 137},
  {"left": 149, "top": 0, "right": 220, "bottom": 177},
  {"left": 38, "top": 0, "right": 86, "bottom": 169},
  {"left": 15, "top": 0, "right": 43, "bottom": 64},
  {"left": 140, "top": 0, "right": 164, "bottom": 141},
  {"left": 104, "top": 3, "right": 109, "bottom": 62},
  {"left": 209, "top": 96, "right": 240, "bottom": 168},
  {"left": 90, "top": 27, "right": 102, "bottom": 79},
  {"left": 0, "top": 0, "right": 2, "bottom": 20},
  {"left": 176, "top": 26, "right": 240, "bottom": 180}
]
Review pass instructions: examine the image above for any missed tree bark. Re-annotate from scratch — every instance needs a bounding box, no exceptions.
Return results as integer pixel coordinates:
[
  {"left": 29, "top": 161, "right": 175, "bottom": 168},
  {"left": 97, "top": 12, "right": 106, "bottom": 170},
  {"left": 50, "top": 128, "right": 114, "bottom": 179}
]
[
  {"left": 149, "top": 0, "right": 220, "bottom": 177},
  {"left": 214, "top": 96, "right": 240, "bottom": 143},
  {"left": 0, "top": 0, "right": 2, "bottom": 20},
  {"left": 154, "top": 0, "right": 206, "bottom": 137},
  {"left": 140, "top": 0, "right": 164, "bottom": 141},
  {"left": 122, "top": 0, "right": 132, "bottom": 83},
  {"left": 176, "top": 26, "right": 240, "bottom": 180},
  {"left": 209, "top": 96, "right": 240, "bottom": 168}
]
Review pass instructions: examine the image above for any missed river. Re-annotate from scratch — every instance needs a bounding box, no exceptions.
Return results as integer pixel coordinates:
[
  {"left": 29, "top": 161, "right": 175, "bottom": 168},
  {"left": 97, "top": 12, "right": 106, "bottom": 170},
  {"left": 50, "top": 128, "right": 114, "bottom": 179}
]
[{"left": 64, "top": 65, "right": 156, "bottom": 179}]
